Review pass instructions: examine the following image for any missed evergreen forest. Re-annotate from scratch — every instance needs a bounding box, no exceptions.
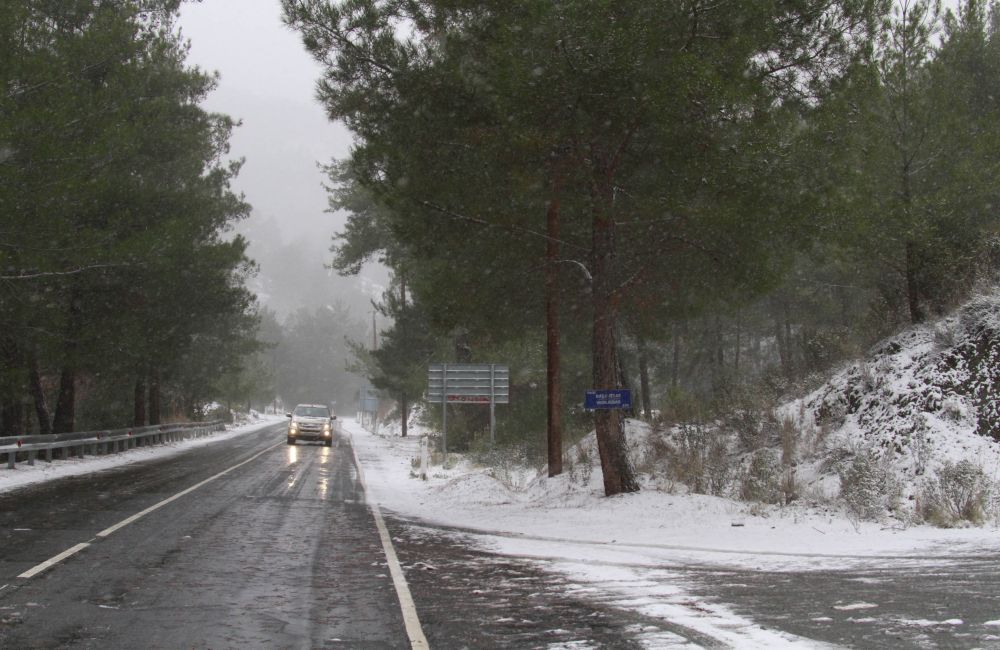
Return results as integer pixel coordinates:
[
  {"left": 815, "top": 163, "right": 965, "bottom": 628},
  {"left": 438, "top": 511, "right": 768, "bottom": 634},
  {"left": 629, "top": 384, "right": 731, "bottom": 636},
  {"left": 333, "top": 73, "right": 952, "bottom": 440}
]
[{"left": 283, "top": 0, "right": 1000, "bottom": 495}]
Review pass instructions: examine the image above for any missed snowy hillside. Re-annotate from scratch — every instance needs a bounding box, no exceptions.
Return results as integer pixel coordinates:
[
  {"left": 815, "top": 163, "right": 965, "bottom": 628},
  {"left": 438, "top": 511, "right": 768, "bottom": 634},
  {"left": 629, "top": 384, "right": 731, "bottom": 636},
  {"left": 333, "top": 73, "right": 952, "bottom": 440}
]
[{"left": 783, "top": 290, "right": 1000, "bottom": 520}]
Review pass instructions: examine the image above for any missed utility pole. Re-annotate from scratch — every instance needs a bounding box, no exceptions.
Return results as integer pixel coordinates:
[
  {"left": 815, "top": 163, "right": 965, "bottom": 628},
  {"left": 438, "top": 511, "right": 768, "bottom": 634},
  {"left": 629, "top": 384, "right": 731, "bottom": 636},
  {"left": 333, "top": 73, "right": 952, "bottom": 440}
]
[{"left": 369, "top": 307, "right": 377, "bottom": 431}]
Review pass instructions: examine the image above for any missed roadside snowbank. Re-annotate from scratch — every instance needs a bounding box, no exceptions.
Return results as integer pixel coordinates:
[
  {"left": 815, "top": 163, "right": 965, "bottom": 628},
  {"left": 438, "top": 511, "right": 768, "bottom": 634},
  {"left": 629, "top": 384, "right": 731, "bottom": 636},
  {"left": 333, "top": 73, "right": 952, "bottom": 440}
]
[
  {"left": 345, "top": 417, "right": 1000, "bottom": 573},
  {"left": 0, "top": 415, "right": 283, "bottom": 495}
]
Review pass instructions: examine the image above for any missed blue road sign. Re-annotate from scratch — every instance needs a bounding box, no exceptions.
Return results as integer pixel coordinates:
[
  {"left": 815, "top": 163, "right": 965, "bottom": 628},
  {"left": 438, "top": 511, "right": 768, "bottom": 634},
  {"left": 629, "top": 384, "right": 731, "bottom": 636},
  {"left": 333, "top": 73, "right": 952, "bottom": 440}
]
[{"left": 585, "top": 389, "right": 632, "bottom": 410}]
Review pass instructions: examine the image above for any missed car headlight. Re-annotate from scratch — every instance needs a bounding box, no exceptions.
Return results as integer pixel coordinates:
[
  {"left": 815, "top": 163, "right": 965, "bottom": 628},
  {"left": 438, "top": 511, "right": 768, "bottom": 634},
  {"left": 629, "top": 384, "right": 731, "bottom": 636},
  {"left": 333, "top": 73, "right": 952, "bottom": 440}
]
[
  {"left": 289, "top": 422, "right": 299, "bottom": 433},
  {"left": 323, "top": 422, "right": 332, "bottom": 435}
]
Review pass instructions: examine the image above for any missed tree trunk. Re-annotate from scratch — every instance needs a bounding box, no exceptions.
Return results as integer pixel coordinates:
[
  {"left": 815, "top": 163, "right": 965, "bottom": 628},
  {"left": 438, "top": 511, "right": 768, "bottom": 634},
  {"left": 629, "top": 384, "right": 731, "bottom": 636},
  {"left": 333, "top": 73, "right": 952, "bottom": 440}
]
[
  {"left": 134, "top": 376, "right": 147, "bottom": 428},
  {"left": 715, "top": 316, "right": 725, "bottom": 368},
  {"left": 148, "top": 370, "right": 161, "bottom": 425},
  {"left": 772, "top": 297, "right": 791, "bottom": 377},
  {"left": 637, "top": 334, "right": 652, "bottom": 420},
  {"left": 52, "top": 289, "right": 81, "bottom": 434},
  {"left": 400, "top": 394, "right": 408, "bottom": 438},
  {"left": 399, "top": 276, "right": 409, "bottom": 438},
  {"left": 591, "top": 166, "right": 639, "bottom": 496},
  {"left": 52, "top": 366, "right": 76, "bottom": 434},
  {"left": 905, "top": 239, "right": 925, "bottom": 324},
  {"left": 545, "top": 188, "right": 563, "bottom": 477},
  {"left": 28, "top": 354, "right": 52, "bottom": 435},
  {"left": 1, "top": 402, "right": 23, "bottom": 437},
  {"left": 734, "top": 309, "right": 742, "bottom": 373},
  {"left": 671, "top": 324, "right": 680, "bottom": 389}
]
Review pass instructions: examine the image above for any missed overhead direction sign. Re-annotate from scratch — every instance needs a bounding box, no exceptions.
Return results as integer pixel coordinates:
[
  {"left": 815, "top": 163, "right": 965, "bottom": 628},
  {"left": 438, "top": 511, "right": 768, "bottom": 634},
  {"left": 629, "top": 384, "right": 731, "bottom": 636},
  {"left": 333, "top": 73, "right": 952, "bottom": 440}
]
[{"left": 585, "top": 389, "right": 632, "bottom": 410}]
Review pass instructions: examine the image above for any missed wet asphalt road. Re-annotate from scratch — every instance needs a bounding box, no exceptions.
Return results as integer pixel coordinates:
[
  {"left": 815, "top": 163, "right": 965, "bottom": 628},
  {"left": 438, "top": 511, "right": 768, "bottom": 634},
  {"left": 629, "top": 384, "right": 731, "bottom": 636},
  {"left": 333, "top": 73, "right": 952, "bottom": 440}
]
[
  {"left": 1, "top": 423, "right": 997, "bottom": 649},
  {"left": 0, "top": 423, "right": 407, "bottom": 648},
  {"left": 677, "top": 557, "right": 1000, "bottom": 648},
  {"left": 0, "top": 425, "right": 699, "bottom": 649}
]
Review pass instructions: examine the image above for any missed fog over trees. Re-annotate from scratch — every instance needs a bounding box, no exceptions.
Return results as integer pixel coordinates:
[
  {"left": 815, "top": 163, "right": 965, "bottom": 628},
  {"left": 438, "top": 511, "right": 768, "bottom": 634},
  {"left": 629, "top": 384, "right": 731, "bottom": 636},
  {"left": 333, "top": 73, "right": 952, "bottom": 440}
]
[
  {"left": 283, "top": 0, "right": 1000, "bottom": 495},
  {"left": 3, "top": 0, "right": 999, "bottom": 496}
]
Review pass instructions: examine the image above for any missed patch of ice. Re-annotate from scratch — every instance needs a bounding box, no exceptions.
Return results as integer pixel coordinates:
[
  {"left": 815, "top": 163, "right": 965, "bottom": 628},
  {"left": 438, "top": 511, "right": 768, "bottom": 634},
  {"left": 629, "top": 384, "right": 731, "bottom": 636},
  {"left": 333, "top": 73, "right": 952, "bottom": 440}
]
[{"left": 833, "top": 602, "right": 879, "bottom": 611}]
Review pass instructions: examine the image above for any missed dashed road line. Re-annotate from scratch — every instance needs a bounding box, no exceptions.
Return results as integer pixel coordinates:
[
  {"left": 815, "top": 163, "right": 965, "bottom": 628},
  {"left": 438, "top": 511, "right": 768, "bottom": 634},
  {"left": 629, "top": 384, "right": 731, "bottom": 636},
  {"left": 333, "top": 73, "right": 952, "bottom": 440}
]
[
  {"left": 16, "top": 440, "right": 284, "bottom": 580},
  {"left": 96, "top": 441, "right": 283, "bottom": 538},
  {"left": 18, "top": 543, "right": 90, "bottom": 580}
]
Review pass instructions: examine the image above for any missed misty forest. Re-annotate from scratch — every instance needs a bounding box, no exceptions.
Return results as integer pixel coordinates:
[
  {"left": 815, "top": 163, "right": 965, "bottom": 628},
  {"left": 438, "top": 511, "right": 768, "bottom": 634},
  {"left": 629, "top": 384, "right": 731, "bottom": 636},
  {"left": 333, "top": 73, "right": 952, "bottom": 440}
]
[{"left": 3, "top": 0, "right": 1000, "bottom": 505}]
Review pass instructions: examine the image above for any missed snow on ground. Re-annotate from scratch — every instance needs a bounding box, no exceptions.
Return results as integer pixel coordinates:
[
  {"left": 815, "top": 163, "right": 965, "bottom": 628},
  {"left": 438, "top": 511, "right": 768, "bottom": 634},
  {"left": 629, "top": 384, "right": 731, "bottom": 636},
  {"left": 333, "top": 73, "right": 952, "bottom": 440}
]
[
  {"left": 346, "top": 417, "right": 1000, "bottom": 571},
  {"left": 0, "top": 415, "right": 283, "bottom": 494},
  {"left": 345, "top": 416, "right": 1000, "bottom": 648}
]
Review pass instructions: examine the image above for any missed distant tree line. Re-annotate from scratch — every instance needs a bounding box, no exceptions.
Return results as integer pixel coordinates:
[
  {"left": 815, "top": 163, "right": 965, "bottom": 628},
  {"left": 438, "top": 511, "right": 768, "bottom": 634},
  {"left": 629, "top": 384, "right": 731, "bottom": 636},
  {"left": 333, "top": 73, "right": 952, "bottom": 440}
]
[
  {"left": 0, "top": 1, "right": 260, "bottom": 433},
  {"left": 251, "top": 304, "right": 368, "bottom": 414},
  {"left": 284, "top": 0, "right": 1000, "bottom": 494}
]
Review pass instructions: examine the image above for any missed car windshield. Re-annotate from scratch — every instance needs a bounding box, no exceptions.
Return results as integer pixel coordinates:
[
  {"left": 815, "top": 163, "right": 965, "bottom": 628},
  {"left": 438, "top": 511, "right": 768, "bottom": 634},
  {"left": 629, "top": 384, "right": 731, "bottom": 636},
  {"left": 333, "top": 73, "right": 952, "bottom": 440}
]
[{"left": 293, "top": 406, "right": 329, "bottom": 418}]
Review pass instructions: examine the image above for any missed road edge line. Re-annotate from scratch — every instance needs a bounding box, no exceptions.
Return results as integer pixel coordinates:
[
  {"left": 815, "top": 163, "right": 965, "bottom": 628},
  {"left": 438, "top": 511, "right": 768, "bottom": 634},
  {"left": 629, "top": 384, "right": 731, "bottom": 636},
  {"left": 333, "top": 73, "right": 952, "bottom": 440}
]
[{"left": 348, "top": 428, "right": 429, "bottom": 650}]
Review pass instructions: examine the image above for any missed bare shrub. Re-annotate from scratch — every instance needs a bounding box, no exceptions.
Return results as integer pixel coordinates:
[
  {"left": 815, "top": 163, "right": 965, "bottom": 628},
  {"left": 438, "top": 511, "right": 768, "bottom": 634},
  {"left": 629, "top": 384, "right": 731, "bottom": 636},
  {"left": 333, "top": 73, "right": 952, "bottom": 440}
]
[
  {"left": 740, "top": 450, "right": 783, "bottom": 504},
  {"left": 781, "top": 466, "right": 799, "bottom": 503},
  {"left": 933, "top": 323, "right": 958, "bottom": 351},
  {"left": 665, "top": 424, "right": 734, "bottom": 496},
  {"left": 839, "top": 449, "right": 900, "bottom": 519},
  {"left": 660, "top": 388, "right": 708, "bottom": 427},
  {"left": 780, "top": 416, "right": 798, "bottom": 465},
  {"left": 575, "top": 444, "right": 594, "bottom": 486},
  {"left": 473, "top": 441, "right": 530, "bottom": 489},
  {"left": 637, "top": 428, "right": 673, "bottom": 487},
  {"left": 722, "top": 385, "right": 779, "bottom": 452},
  {"left": 920, "top": 460, "right": 993, "bottom": 527}
]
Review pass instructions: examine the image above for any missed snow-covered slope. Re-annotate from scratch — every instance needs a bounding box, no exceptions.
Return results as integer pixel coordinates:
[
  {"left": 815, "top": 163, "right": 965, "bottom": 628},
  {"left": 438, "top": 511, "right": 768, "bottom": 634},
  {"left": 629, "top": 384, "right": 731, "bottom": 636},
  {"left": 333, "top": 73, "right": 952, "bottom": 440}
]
[{"left": 785, "top": 291, "right": 1000, "bottom": 513}]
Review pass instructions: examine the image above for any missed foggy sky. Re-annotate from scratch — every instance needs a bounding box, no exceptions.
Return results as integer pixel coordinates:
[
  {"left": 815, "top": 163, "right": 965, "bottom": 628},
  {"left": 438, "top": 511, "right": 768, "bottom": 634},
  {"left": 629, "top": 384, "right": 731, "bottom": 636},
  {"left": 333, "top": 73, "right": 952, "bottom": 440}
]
[
  {"left": 178, "top": 0, "right": 350, "bottom": 239},
  {"left": 176, "top": 0, "right": 387, "bottom": 320}
]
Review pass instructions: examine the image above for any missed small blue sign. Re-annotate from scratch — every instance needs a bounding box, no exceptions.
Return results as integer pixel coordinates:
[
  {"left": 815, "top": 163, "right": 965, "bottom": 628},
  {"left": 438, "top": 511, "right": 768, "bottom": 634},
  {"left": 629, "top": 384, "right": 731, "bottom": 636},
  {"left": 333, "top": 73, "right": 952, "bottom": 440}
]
[{"left": 585, "top": 389, "right": 632, "bottom": 410}]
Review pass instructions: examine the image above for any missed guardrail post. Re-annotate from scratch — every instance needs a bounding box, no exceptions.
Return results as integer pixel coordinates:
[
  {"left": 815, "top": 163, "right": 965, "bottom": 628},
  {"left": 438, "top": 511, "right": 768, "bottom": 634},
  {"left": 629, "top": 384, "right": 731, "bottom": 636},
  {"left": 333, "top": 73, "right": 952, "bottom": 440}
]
[
  {"left": 7, "top": 452, "right": 14, "bottom": 469},
  {"left": 46, "top": 447, "right": 53, "bottom": 462},
  {"left": 28, "top": 450, "right": 35, "bottom": 466}
]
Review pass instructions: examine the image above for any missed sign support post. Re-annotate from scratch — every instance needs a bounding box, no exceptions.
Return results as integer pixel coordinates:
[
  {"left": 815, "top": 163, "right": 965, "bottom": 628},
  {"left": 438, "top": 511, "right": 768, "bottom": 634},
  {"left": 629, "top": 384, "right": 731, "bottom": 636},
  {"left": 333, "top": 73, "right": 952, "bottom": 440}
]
[
  {"left": 489, "top": 364, "right": 496, "bottom": 445},
  {"left": 441, "top": 363, "right": 448, "bottom": 455},
  {"left": 427, "top": 363, "right": 509, "bottom": 452}
]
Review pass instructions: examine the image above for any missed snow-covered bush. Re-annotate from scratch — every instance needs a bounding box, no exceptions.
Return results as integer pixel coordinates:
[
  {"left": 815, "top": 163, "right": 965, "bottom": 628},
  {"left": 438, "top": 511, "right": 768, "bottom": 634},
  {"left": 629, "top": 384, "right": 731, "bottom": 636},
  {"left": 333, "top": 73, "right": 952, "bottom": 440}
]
[
  {"left": 920, "top": 460, "right": 993, "bottom": 527},
  {"left": 839, "top": 449, "right": 900, "bottom": 520}
]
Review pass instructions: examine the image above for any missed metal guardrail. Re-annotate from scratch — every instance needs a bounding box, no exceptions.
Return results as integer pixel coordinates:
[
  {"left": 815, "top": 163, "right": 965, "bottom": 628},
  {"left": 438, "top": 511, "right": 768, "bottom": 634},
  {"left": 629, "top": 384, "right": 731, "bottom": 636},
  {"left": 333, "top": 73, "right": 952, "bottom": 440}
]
[{"left": 0, "top": 421, "right": 226, "bottom": 470}]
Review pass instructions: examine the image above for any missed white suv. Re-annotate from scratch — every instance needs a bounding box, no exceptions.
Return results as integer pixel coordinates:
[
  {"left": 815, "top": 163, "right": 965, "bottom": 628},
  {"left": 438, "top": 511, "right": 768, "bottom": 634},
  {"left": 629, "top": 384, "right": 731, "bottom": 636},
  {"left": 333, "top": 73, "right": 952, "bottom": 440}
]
[{"left": 286, "top": 404, "right": 336, "bottom": 446}]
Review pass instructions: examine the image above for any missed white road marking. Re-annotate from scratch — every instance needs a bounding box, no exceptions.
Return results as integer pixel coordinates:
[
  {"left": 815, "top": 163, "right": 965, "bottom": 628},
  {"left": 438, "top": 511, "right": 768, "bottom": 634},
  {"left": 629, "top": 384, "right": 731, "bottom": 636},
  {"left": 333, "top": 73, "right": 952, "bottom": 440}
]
[
  {"left": 96, "top": 441, "right": 283, "bottom": 538},
  {"left": 17, "top": 440, "right": 284, "bottom": 580},
  {"left": 348, "top": 431, "right": 429, "bottom": 650},
  {"left": 18, "top": 543, "right": 90, "bottom": 580},
  {"left": 371, "top": 502, "right": 430, "bottom": 649}
]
